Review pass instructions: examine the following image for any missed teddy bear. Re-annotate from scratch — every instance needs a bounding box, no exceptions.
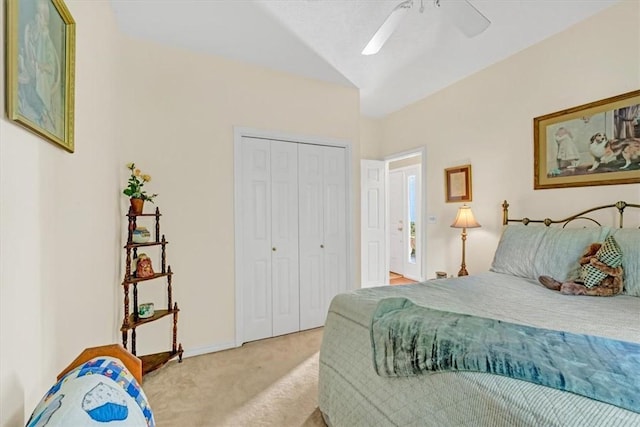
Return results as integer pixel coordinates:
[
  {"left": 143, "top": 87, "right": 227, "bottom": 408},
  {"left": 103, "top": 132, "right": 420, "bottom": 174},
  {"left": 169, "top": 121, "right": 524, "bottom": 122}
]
[{"left": 538, "top": 240, "right": 624, "bottom": 296}]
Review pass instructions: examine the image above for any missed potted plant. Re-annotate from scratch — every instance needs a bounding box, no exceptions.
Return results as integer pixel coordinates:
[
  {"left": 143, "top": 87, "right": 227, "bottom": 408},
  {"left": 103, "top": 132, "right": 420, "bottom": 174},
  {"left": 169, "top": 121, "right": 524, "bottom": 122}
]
[{"left": 123, "top": 162, "right": 158, "bottom": 215}]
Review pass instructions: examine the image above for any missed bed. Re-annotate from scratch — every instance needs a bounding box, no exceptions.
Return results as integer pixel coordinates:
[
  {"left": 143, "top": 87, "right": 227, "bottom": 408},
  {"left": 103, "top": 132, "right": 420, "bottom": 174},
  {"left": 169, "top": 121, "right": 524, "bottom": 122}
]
[
  {"left": 318, "top": 200, "right": 640, "bottom": 426},
  {"left": 26, "top": 344, "right": 155, "bottom": 427}
]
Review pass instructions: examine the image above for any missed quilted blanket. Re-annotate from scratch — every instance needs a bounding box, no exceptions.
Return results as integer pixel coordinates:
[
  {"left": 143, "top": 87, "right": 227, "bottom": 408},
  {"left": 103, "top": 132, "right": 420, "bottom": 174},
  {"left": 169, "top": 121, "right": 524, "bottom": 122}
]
[
  {"left": 371, "top": 297, "right": 640, "bottom": 413},
  {"left": 26, "top": 356, "right": 154, "bottom": 427}
]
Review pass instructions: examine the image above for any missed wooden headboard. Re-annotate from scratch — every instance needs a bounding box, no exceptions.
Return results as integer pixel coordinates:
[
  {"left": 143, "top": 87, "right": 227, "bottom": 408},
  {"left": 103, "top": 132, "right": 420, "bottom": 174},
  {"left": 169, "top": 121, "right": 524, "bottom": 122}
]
[
  {"left": 57, "top": 343, "right": 142, "bottom": 383},
  {"left": 501, "top": 200, "right": 640, "bottom": 228}
]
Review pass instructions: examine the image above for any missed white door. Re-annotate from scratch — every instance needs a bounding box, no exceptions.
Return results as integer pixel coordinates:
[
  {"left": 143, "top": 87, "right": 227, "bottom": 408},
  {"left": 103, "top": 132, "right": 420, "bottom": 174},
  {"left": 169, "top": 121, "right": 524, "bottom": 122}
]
[
  {"left": 240, "top": 138, "right": 299, "bottom": 342},
  {"left": 270, "top": 141, "right": 300, "bottom": 337},
  {"left": 299, "top": 144, "right": 347, "bottom": 330},
  {"left": 360, "top": 160, "right": 386, "bottom": 287},
  {"left": 388, "top": 170, "right": 404, "bottom": 275},
  {"left": 240, "top": 138, "right": 273, "bottom": 342},
  {"left": 322, "top": 146, "right": 347, "bottom": 311}
]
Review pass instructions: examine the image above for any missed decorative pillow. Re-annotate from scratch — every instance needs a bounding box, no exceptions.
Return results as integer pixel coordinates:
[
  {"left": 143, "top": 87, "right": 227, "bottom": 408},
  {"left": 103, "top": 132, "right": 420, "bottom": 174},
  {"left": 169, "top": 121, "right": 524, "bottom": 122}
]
[
  {"left": 490, "top": 225, "right": 547, "bottom": 279},
  {"left": 609, "top": 228, "right": 640, "bottom": 297},
  {"left": 580, "top": 235, "right": 623, "bottom": 288},
  {"left": 490, "top": 225, "right": 612, "bottom": 281},
  {"left": 531, "top": 227, "right": 611, "bottom": 281}
]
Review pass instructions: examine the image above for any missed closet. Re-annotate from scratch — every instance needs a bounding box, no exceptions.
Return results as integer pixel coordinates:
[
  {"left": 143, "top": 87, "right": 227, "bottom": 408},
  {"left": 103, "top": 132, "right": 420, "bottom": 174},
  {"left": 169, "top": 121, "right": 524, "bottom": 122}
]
[{"left": 237, "top": 136, "right": 347, "bottom": 343}]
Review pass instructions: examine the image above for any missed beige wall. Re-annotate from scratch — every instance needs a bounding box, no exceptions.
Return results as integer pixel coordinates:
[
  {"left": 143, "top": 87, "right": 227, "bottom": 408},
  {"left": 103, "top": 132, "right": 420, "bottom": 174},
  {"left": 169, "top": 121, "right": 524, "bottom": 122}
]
[
  {"left": 1, "top": 1, "right": 638, "bottom": 425},
  {"left": 359, "top": 117, "right": 383, "bottom": 159},
  {"left": 0, "top": 2, "right": 122, "bottom": 425},
  {"left": 389, "top": 155, "right": 421, "bottom": 170},
  {"left": 0, "top": 5, "right": 359, "bottom": 426},
  {"left": 117, "top": 39, "right": 360, "bottom": 356},
  {"left": 377, "top": 0, "right": 640, "bottom": 279}
]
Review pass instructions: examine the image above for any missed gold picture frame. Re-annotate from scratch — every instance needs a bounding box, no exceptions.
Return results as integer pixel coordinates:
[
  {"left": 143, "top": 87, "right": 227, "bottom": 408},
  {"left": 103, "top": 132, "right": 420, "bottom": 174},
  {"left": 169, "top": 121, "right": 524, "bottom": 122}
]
[
  {"left": 445, "top": 164, "right": 472, "bottom": 203},
  {"left": 6, "top": 0, "right": 76, "bottom": 152},
  {"left": 534, "top": 90, "right": 640, "bottom": 190}
]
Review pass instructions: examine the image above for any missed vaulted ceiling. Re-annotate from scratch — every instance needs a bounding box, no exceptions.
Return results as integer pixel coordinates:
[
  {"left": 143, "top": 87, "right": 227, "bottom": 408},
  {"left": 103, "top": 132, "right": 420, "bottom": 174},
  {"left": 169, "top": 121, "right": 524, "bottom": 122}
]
[{"left": 110, "top": 0, "right": 620, "bottom": 117}]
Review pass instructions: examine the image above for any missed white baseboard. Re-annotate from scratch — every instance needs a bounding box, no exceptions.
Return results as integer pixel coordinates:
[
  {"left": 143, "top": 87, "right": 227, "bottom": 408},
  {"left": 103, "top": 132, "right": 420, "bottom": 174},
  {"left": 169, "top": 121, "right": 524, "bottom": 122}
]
[{"left": 181, "top": 340, "right": 237, "bottom": 359}]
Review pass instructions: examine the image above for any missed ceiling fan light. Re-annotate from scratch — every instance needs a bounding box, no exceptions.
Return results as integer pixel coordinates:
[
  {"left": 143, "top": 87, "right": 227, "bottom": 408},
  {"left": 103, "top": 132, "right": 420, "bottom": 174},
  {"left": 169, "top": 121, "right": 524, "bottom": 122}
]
[
  {"left": 362, "top": 0, "right": 412, "bottom": 55},
  {"left": 439, "top": 0, "right": 490, "bottom": 37}
]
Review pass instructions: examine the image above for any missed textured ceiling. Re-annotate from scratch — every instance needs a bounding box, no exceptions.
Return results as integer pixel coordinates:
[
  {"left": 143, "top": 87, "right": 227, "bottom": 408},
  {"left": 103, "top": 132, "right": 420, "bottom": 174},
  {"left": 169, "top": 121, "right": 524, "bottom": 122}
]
[{"left": 110, "top": 0, "right": 621, "bottom": 117}]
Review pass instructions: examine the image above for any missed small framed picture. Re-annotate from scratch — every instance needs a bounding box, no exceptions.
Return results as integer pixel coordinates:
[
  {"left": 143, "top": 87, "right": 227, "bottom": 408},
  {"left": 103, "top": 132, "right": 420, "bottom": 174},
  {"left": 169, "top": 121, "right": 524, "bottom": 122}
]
[{"left": 445, "top": 164, "right": 472, "bottom": 203}]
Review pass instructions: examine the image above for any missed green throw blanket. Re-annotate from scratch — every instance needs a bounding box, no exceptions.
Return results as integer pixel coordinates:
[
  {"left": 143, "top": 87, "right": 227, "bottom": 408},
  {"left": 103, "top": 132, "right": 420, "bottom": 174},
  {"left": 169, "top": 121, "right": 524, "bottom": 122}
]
[{"left": 371, "top": 297, "right": 640, "bottom": 413}]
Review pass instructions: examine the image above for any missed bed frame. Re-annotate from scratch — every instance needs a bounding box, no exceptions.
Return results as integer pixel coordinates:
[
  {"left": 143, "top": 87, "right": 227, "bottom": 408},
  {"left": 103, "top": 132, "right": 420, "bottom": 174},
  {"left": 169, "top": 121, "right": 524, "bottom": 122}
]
[
  {"left": 502, "top": 200, "right": 640, "bottom": 228},
  {"left": 57, "top": 343, "right": 142, "bottom": 383}
]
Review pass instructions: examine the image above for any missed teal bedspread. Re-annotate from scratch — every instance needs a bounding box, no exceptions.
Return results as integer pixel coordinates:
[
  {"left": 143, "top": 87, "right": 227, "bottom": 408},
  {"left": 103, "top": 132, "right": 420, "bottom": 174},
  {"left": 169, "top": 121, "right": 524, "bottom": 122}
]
[{"left": 371, "top": 297, "right": 640, "bottom": 413}]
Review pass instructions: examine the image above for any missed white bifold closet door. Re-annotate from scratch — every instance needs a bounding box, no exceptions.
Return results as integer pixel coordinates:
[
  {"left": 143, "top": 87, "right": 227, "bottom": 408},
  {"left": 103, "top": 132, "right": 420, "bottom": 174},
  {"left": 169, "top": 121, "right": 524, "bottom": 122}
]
[
  {"left": 240, "top": 138, "right": 300, "bottom": 343},
  {"left": 239, "top": 137, "right": 347, "bottom": 342},
  {"left": 298, "top": 144, "right": 347, "bottom": 330}
]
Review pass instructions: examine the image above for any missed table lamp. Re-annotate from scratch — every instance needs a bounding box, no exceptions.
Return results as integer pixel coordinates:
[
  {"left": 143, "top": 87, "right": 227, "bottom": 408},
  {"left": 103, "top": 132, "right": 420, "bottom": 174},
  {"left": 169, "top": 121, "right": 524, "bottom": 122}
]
[{"left": 451, "top": 204, "right": 481, "bottom": 276}]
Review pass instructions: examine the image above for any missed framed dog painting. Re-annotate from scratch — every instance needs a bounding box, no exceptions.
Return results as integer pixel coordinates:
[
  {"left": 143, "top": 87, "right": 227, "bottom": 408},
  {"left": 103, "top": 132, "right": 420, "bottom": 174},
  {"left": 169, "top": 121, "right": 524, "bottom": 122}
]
[
  {"left": 534, "top": 90, "right": 640, "bottom": 189},
  {"left": 5, "top": 0, "right": 76, "bottom": 152}
]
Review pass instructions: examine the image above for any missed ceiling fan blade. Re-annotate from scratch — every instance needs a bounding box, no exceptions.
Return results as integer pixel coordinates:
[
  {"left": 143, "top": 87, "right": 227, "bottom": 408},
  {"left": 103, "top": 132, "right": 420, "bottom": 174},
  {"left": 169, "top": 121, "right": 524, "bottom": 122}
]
[
  {"left": 438, "top": 0, "right": 490, "bottom": 38},
  {"left": 362, "top": 0, "right": 413, "bottom": 55}
]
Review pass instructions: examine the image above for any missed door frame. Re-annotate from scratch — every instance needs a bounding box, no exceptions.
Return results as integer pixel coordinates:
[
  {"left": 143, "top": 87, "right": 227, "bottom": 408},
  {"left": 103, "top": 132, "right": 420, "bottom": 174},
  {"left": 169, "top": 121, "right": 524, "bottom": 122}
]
[
  {"left": 233, "top": 126, "right": 354, "bottom": 347},
  {"left": 384, "top": 147, "right": 427, "bottom": 283}
]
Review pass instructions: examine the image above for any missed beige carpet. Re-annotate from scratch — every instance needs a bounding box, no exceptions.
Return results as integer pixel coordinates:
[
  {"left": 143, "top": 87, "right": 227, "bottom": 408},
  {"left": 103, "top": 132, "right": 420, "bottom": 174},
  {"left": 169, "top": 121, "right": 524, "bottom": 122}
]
[{"left": 142, "top": 328, "right": 327, "bottom": 427}]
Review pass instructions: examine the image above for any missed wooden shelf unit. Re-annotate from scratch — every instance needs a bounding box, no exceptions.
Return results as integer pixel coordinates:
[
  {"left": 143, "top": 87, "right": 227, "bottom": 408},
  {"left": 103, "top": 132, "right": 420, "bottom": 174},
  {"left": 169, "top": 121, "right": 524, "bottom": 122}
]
[{"left": 121, "top": 206, "right": 183, "bottom": 376}]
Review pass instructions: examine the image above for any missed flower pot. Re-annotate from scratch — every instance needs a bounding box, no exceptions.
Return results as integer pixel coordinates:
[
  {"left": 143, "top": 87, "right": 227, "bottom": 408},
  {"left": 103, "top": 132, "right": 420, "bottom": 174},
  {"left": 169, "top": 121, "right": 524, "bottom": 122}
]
[{"left": 130, "top": 198, "right": 144, "bottom": 215}]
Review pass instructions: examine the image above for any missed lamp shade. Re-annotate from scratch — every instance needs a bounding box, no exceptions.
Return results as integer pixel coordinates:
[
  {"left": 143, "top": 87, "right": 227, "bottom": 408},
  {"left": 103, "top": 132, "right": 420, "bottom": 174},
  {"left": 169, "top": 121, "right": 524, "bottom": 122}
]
[{"left": 451, "top": 205, "right": 481, "bottom": 229}]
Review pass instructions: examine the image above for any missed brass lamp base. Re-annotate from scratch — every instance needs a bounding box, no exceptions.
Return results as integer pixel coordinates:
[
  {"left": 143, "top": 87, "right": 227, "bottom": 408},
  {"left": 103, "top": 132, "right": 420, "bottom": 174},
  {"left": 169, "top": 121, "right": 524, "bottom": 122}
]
[{"left": 457, "top": 228, "right": 469, "bottom": 277}]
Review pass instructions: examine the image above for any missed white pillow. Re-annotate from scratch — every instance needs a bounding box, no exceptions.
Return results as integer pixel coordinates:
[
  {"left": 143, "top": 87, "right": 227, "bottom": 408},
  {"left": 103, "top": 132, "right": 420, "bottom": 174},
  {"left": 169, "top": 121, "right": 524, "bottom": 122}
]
[
  {"left": 490, "top": 225, "right": 547, "bottom": 279},
  {"left": 490, "top": 225, "right": 611, "bottom": 281},
  {"left": 609, "top": 228, "right": 640, "bottom": 297},
  {"left": 531, "top": 227, "right": 611, "bottom": 281}
]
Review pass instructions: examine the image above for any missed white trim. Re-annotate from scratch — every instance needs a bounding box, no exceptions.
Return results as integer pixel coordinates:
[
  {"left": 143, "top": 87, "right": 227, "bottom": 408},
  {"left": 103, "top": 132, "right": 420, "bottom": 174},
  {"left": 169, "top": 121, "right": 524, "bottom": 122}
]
[
  {"left": 181, "top": 341, "right": 237, "bottom": 359},
  {"left": 233, "top": 130, "right": 244, "bottom": 348},
  {"left": 384, "top": 147, "right": 426, "bottom": 163},
  {"left": 233, "top": 126, "right": 354, "bottom": 347}
]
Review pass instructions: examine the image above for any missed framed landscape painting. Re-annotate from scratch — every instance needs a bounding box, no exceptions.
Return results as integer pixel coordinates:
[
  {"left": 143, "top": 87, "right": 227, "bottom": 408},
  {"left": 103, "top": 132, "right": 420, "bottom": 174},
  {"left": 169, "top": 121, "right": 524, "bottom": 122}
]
[
  {"left": 534, "top": 90, "right": 640, "bottom": 189},
  {"left": 5, "top": 0, "right": 76, "bottom": 152}
]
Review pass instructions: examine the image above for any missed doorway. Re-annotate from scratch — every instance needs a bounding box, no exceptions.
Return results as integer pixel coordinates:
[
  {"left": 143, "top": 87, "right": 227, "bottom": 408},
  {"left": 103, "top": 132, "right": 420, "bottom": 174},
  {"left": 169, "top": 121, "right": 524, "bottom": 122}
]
[
  {"left": 360, "top": 148, "right": 425, "bottom": 287},
  {"left": 388, "top": 162, "right": 421, "bottom": 281}
]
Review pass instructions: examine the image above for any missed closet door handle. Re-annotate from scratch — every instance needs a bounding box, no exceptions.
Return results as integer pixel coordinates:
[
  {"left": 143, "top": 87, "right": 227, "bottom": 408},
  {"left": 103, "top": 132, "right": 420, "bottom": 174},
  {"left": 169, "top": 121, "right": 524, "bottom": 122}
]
[
  {"left": 272, "top": 247, "right": 276, "bottom": 252},
  {"left": 320, "top": 244, "right": 324, "bottom": 249}
]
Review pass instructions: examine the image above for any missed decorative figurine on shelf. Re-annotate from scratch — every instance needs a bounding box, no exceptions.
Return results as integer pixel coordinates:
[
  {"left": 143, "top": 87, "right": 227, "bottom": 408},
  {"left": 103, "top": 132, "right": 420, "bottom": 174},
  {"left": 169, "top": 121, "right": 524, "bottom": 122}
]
[
  {"left": 123, "top": 162, "right": 158, "bottom": 215},
  {"left": 138, "top": 302, "right": 155, "bottom": 319},
  {"left": 132, "top": 226, "right": 151, "bottom": 243},
  {"left": 135, "top": 254, "right": 155, "bottom": 278}
]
